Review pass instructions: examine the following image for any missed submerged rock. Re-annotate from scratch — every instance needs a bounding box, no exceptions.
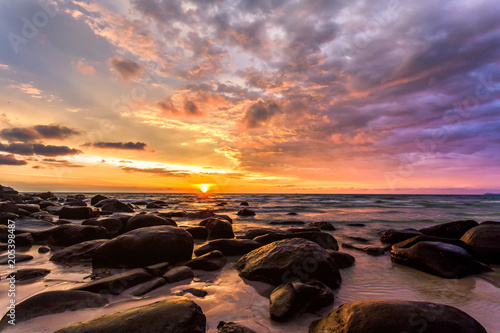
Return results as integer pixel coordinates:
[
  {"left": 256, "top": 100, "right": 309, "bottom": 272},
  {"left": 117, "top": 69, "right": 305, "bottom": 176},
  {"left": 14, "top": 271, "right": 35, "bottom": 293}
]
[
  {"left": 217, "top": 321, "right": 256, "bottom": 333},
  {"left": 73, "top": 268, "right": 154, "bottom": 295},
  {"left": 310, "top": 221, "right": 335, "bottom": 231},
  {"left": 163, "top": 266, "right": 194, "bottom": 283},
  {"left": 237, "top": 208, "right": 256, "bottom": 216},
  {"left": 55, "top": 297, "right": 206, "bottom": 333},
  {"left": 460, "top": 224, "right": 500, "bottom": 264},
  {"left": 419, "top": 220, "right": 479, "bottom": 239},
  {"left": 0, "top": 290, "right": 108, "bottom": 330},
  {"left": 309, "top": 300, "right": 487, "bottom": 333},
  {"left": 0, "top": 253, "right": 33, "bottom": 264},
  {"left": 92, "top": 226, "right": 193, "bottom": 268},
  {"left": 391, "top": 241, "right": 491, "bottom": 278},
  {"left": 235, "top": 238, "right": 342, "bottom": 289},
  {"left": 130, "top": 277, "right": 167, "bottom": 296},
  {"left": 6, "top": 268, "right": 50, "bottom": 282},
  {"left": 194, "top": 239, "right": 262, "bottom": 256},
  {"left": 341, "top": 243, "right": 387, "bottom": 256},
  {"left": 270, "top": 280, "right": 334, "bottom": 322}
]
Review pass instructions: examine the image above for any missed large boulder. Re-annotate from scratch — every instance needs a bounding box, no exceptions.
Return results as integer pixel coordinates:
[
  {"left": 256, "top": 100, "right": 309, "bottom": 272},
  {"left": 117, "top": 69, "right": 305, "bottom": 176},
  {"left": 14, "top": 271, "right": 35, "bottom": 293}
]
[
  {"left": 327, "top": 250, "right": 355, "bottom": 269},
  {"left": 194, "top": 239, "right": 262, "bottom": 256},
  {"left": 91, "top": 194, "right": 108, "bottom": 206},
  {"left": 82, "top": 218, "right": 123, "bottom": 236},
  {"left": 309, "top": 300, "right": 487, "bottom": 333},
  {"left": 48, "top": 225, "right": 111, "bottom": 247},
  {"left": 55, "top": 297, "right": 206, "bottom": 333},
  {"left": 73, "top": 268, "right": 154, "bottom": 295},
  {"left": 237, "top": 208, "right": 256, "bottom": 216},
  {"left": 270, "top": 280, "right": 334, "bottom": 322},
  {"left": 419, "top": 220, "right": 479, "bottom": 239},
  {"left": 59, "top": 206, "right": 99, "bottom": 220},
  {"left": 310, "top": 221, "right": 335, "bottom": 231},
  {"left": 235, "top": 238, "right": 342, "bottom": 289},
  {"left": 460, "top": 224, "right": 500, "bottom": 263},
  {"left": 96, "top": 198, "right": 134, "bottom": 213},
  {"left": 125, "top": 214, "right": 177, "bottom": 232},
  {"left": 92, "top": 226, "right": 193, "bottom": 268},
  {"left": 254, "top": 231, "right": 339, "bottom": 251},
  {"left": 391, "top": 241, "right": 491, "bottom": 278},
  {"left": 202, "top": 218, "right": 234, "bottom": 240},
  {"left": 17, "top": 204, "right": 40, "bottom": 213},
  {"left": 380, "top": 228, "right": 423, "bottom": 245},
  {"left": 0, "top": 290, "right": 108, "bottom": 330},
  {"left": 50, "top": 239, "right": 108, "bottom": 263},
  {"left": 217, "top": 322, "right": 256, "bottom": 333},
  {"left": 185, "top": 226, "right": 208, "bottom": 240}
]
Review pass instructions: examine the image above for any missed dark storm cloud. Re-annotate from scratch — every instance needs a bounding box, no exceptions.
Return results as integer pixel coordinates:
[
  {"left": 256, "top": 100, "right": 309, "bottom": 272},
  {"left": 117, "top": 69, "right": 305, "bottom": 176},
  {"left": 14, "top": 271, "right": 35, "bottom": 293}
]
[
  {"left": 87, "top": 142, "right": 148, "bottom": 150},
  {"left": 110, "top": 57, "right": 144, "bottom": 80},
  {"left": 33, "top": 124, "right": 82, "bottom": 139},
  {"left": 241, "top": 101, "right": 281, "bottom": 129},
  {"left": 0, "top": 143, "right": 82, "bottom": 156},
  {"left": 0, "top": 154, "right": 27, "bottom": 165},
  {"left": 0, "top": 124, "right": 81, "bottom": 142},
  {"left": 183, "top": 100, "right": 202, "bottom": 116},
  {"left": 0, "top": 127, "right": 40, "bottom": 142}
]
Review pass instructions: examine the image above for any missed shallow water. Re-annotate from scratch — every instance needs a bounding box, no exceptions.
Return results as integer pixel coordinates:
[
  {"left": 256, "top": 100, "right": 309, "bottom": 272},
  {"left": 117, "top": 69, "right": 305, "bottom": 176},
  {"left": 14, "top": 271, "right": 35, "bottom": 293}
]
[{"left": 1, "top": 194, "right": 499, "bottom": 332}]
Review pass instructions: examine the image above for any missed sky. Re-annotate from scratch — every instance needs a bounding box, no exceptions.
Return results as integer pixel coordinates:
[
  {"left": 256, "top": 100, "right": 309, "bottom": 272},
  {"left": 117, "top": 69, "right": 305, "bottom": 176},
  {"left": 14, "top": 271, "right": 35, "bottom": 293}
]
[{"left": 0, "top": 0, "right": 499, "bottom": 194}]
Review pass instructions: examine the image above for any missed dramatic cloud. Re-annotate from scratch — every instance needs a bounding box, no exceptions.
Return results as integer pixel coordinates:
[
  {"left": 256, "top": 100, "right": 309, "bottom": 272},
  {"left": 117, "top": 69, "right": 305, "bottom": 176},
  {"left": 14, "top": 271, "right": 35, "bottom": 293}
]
[
  {"left": 121, "top": 167, "right": 190, "bottom": 177},
  {"left": 0, "top": 128, "right": 40, "bottom": 142},
  {"left": 110, "top": 57, "right": 144, "bottom": 80},
  {"left": 32, "top": 124, "right": 82, "bottom": 139},
  {"left": 241, "top": 101, "right": 281, "bottom": 129},
  {"left": 0, "top": 143, "right": 82, "bottom": 156},
  {"left": 0, "top": 124, "right": 81, "bottom": 142},
  {"left": 0, "top": 154, "right": 27, "bottom": 166},
  {"left": 87, "top": 142, "right": 148, "bottom": 150}
]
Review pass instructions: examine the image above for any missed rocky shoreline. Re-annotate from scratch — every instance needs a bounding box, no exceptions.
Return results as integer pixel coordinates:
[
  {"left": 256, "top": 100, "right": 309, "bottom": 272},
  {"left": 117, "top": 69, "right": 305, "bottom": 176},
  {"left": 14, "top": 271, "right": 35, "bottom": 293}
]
[{"left": 0, "top": 184, "right": 498, "bottom": 332}]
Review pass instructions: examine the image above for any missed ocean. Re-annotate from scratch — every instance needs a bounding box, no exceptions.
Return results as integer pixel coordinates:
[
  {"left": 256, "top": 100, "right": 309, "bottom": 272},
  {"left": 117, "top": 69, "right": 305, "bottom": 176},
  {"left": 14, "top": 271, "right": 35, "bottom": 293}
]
[{"left": 1, "top": 193, "right": 499, "bottom": 332}]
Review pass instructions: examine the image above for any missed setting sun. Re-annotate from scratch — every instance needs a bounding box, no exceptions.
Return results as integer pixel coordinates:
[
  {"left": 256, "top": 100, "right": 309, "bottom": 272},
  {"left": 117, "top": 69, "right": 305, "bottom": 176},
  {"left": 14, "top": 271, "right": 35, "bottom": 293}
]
[{"left": 199, "top": 184, "right": 210, "bottom": 193}]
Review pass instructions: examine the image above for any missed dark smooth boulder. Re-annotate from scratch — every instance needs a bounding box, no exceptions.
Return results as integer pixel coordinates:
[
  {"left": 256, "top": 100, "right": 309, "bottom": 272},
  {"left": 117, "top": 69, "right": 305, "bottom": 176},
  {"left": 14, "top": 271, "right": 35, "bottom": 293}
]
[
  {"left": 93, "top": 226, "right": 193, "bottom": 268},
  {"left": 235, "top": 238, "right": 342, "bottom": 289},
  {"left": 243, "top": 228, "right": 274, "bottom": 239},
  {"left": 270, "top": 280, "right": 334, "bottom": 322},
  {"left": 419, "top": 220, "right": 479, "bottom": 239},
  {"left": 327, "top": 250, "right": 355, "bottom": 269},
  {"left": 55, "top": 297, "right": 206, "bottom": 333},
  {"left": 0, "top": 290, "right": 108, "bottom": 330},
  {"left": 91, "top": 194, "right": 108, "bottom": 206},
  {"left": 341, "top": 243, "right": 387, "bottom": 256},
  {"left": 59, "top": 206, "right": 99, "bottom": 220},
  {"left": 0, "top": 202, "right": 19, "bottom": 214},
  {"left": 82, "top": 218, "right": 123, "bottom": 235},
  {"left": 185, "top": 226, "right": 208, "bottom": 240},
  {"left": 35, "top": 191, "right": 55, "bottom": 200},
  {"left": 194, "top": 239, "right": 262, "bottom": 256},
  {"left": 146, "top": 202, "right": 161, "bottom": 209},
  {"left": 202, "top": 218, "right": 234, "bottom": 240},
  {"left": 144, "top": 262, "right": 171, "bottom": 276},
  {"left": 7, "top": 268, "right": 50, "bottom": 282},
  {"left": 254, "top": 231, "right": 339, "bottom": 251},
  {"left": 97, "top": 199, "right": 134, "bottom": 213},
  {"left": 380, "top": 228, "right": 423, "bottom": 244},
  {"left": 64, "top": 200, "right": 87, "bottom": 207},
  {"left": 0, "top": 254, "right": 33, "bottom": 264},
  {"left": 130, "top": 277, "right": 166, "bottom": 296},
  {"left": 50, "top": 239, "right": 108, "bottom": 263},
  {"left": 17, "top": 204, "right": 40, "bottom": 213},
  {"left": 49, "top": 224, "right": 111, "bottom": 246},
  {"left": 309, "top": 300, "right": 487, "bottom": 333},
  {"left": 217, "top": 321, "right": 256, "bottom": 333},
  {"left": 13, "top": 232, "right": 34, "bottom": 247},
  {"left": 186, "top": 250, "right": 227, "bottom": 271},
  {"left": 163, "top": 266, "right": 194, "bottom": 283},
  {"left": 391, "top": 241, "right": 492, "bottom": 278},
  {"left": 125, "top": 214, "right": 177, "bottom": 232},
  {"left": 269, "top": 220, "right": 304, "bottom": 225},
  {"left": 461, "top": 224, "right": 500, "bottom": 264},
  {"left": 39, "top": 200, "right": 58, "bottom": 209},
  {"left": 310, "top": 221, "right": 335, "bottom": 231},
  {"left": 240, "top": 201, "right": 249, "bottom": 206},
  {"left": 237, "top": 208, "right": 256, "bottom": 216},
  {"left": 176, "top": 288, "right": 208, "bottom": 298},
  {"left": 73, "top": 268, "right": 154, "bottom": 295}
]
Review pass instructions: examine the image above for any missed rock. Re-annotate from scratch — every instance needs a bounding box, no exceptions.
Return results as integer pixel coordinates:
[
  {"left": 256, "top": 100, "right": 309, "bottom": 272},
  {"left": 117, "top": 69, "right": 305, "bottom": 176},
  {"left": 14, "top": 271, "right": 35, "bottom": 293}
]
[
  {"left": 254, "top": 231, "right": 339, "bottom": 251},
  {"left": 270, "top": 280, "right": 334, "bottom": 322},
  {"left": 91, "top": 194, "right": 108, "bottom": 206},
  {"left": 64, "top": 200, "right": 87, "bottom": 207},
  {"left": 31, "top": 210, "right": 55, "bottom": 222},
  {"left": 55, "top": 297, "right": 206, "bottom": 333},
  {"left": 0, "top": 185, "right": 19, "bottom": 200},
  {"left": 200, "top": 215, "right": 233, "bottom": 224},
  {"left": 38, "top": 246, "right": 51, "bottom": 253},
  {"left": 237, "top": 208, "right": 256, "bottom": 216},
  {"left": 186, "top": 226, "right": 208, "bottom": 240},
  {"left": 48, "top": 224, "right": 111, "bottom": 246},
  {"left": 287, "top": 212, "right": 298, "bottom": 215},
  {"left": 217, "top": 321, "right": 256, "bottom": 333},
  {"left": 0, "top": 202, "right": 19, "bottom": 214},
  {"left": 346, "top": 236, "right": 370, "bottom": 243},
  {"left": 82, "top": 218, "right": 123, "bottom": 235},
  {"left": 0, "top": 212, "right": 18, "bottom": 225},
  {"left": 186, "top": 250, "right": 227, "bottom": 271},
  {"left": 346, "top": 223, "right": 366, "bottom": 227},
  {"left": 59, "top": 206, "right": 99, "bottom": 219},
  {"left": 163, "top": 266, "right": 194, "bottom": 283},
  {"left": 269, "top": 220, "right": 303, "bottom": 225},
  {"left": 380, "top": 228, "right": 423, "bottom": 244},
  {"left": 39, "top": 200, "right": 58, "bottom": 209},
  {"left": 187, "top": 209, "right": 215, "bottom": 219},
  {"left": 0, "top": 254, "right": 33, "bottom": 264},
  {"left": 235, "top": 238, "right": 342, "bottom": 289},
  {"left": 130, "top": 277, "right": 167, "bottom": 296},
  {"left": 17, "top": 204, "right": 41, "bottom": 213},
  {"left": 13, "top": 232, "right": 34, "bottom": 247},
  {"left": 327, "top": 250, "right": 355, "bottom": 268},
  {"left": 50, "top": 239, "right": 108, "bottom": 263},
  {"left": 46, "top": 205, "right": 63, "bottom": 215},
  {"left": 391, "top": 241, "right": 492, "bottom": 278},
  {"left": 177, "top": 288, "right": 208, "bottom": 298},
  {"left": 341, "top": 243, "right": 387, "bottom": 256},
  {"left": 194, "top": 239, "right": 262, "bottom": 256},
  {"left": 161, "top": 211, "right": 188, "bottom": 218},
  {"left": 132, "top": 200, "right": 148, "bottom": 205},
  {"left": 144, "top": 262, "right": 171, "bottom": 276},
  {"left": 202, "top": 218, "right": 235, "bottom": 240},
  {"left": 73, "top": 268, "right": 154, "bottom": 295},
  {"left": 125, "top": 214, "right": 177, "bottom": 232},
  {"left": 419, "top": 220, "right": 479, "bottom": 239},
  {"left": 7, "top": 268, "right": 50, "bottom": 282},
  {"left": 35, "top": 191, "right": 55, "bottom": 200},
  {"left": 240, "top": 201, "right": 249, "bottom": 206},
  {"left": 461, "top": 224, "right": 500, "bottom": 264},
  {"left": 98, "top": 199, "right": 135, "bottom": 213},
  {"left": 309, "top": 300, "right": 487, "bottom": 333},
  {"left": 310, "top": 221, "right": 335, "bottom": 231},
  {"left": 93, "top": 226, "right": 193, "bottom": 268},
  {"left": 216, "top": 202, "right": 227, "bottom": 206},
  {"left": 243, "top": 228, "right": 275, "bottom": 239},
  {"left": 0, "top": 290, "right": 108, "bottom": 330}
]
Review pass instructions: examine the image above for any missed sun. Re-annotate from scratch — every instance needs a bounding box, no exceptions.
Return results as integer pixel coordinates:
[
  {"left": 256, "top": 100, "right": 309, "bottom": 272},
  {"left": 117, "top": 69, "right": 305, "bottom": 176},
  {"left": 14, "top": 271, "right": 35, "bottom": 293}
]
[{"left": 199, "top": 184, "right": 210, "bottom": 193}]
